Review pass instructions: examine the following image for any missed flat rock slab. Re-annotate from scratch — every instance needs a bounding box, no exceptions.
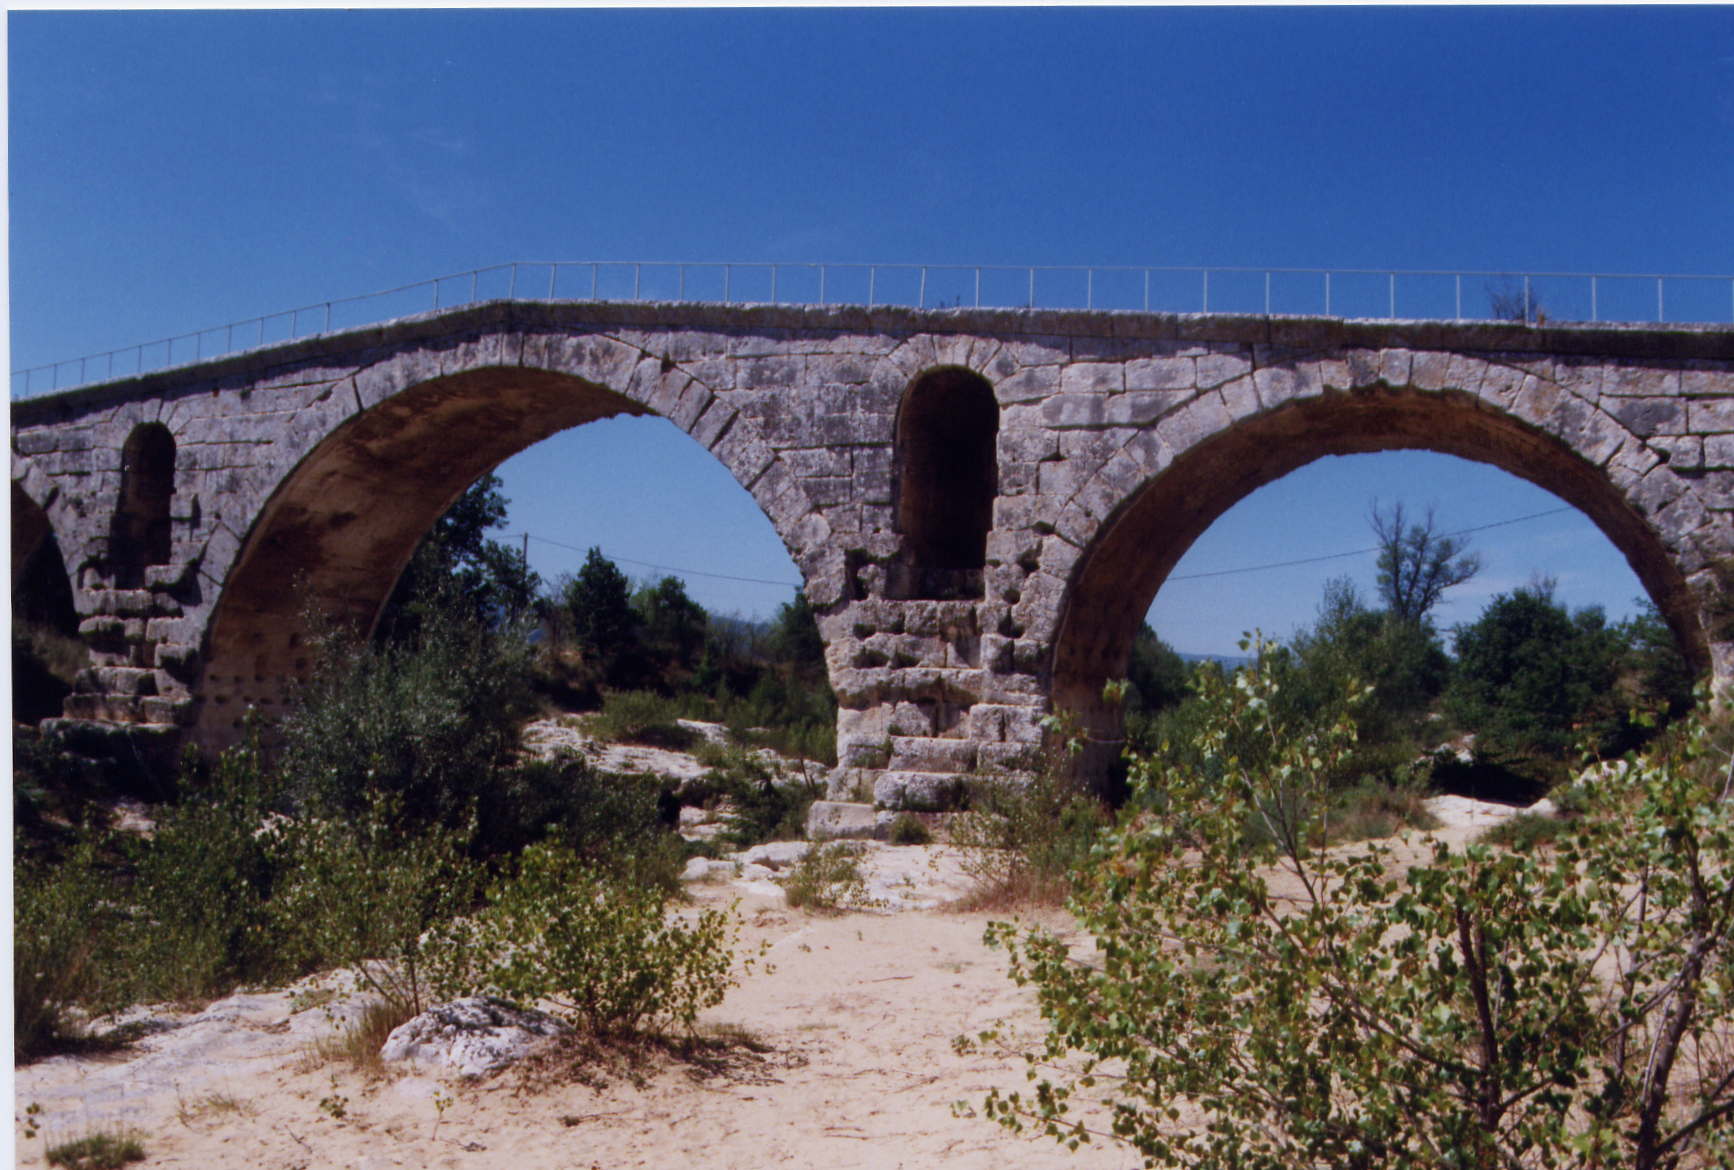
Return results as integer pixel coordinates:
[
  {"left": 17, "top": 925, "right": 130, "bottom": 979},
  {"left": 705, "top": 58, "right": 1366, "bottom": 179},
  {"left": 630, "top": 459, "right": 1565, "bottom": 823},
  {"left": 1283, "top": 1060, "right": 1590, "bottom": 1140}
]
[{"left": 380, "top": 996, "right": 570, "bottom": 1079}]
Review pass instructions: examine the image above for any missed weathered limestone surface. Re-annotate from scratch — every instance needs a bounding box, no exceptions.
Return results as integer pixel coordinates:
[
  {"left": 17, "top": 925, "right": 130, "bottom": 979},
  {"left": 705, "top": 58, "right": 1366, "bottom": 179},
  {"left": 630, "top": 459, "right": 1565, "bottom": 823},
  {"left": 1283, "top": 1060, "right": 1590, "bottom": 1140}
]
[{"left": 12, "top": 300, "right": 1734, "bottom": 800}]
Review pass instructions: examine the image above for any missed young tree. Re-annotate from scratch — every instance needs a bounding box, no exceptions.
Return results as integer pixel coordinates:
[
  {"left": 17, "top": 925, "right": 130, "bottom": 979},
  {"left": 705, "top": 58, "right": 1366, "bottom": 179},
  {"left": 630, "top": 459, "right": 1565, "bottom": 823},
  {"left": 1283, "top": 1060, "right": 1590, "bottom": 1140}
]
[
  {"left": 1370, "top": 501, "right": 1480, "bottom": 627},
  {"left": 559, "top": 548, "right": 643, "bottom": 688},
  {"left": 977, "top": 651, "right": 1734, "bottom": 1169},
  {"left": 633, "top": 575, "right": 709, "bottom": 675}
]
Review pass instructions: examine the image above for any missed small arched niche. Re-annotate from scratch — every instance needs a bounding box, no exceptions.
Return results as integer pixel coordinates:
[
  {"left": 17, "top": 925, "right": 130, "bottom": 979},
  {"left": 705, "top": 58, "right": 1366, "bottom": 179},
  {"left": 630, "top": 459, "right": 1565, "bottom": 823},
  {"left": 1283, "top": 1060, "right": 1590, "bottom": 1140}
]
[
  {"left": 111, "top": 423, "right": 176, "bottom": 587},
  {"left": 890, "top": 367, "right": 998, "bottom": 600}
]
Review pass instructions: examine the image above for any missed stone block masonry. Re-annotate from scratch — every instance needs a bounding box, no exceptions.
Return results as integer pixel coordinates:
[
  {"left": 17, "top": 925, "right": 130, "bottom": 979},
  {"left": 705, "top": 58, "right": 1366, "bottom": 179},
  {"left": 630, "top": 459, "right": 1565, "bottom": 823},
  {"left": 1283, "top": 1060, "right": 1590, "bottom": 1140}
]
[{"left": 12, "top": 299, "right": 1734, "bottom": 801}]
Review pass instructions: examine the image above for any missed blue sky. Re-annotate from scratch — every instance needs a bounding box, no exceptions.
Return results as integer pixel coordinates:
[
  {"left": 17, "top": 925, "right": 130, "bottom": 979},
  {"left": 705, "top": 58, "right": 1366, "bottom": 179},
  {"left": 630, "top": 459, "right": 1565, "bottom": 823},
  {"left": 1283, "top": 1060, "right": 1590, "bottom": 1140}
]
[{"left": 11, "top": 8, "right": 1734, "bottom": 654}]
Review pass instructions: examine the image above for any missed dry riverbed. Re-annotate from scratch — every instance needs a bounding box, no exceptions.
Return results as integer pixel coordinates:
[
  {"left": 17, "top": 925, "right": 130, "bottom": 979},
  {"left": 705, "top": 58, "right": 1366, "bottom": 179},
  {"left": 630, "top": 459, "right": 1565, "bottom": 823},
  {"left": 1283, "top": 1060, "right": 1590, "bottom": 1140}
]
[{"left": 12, "top": 797, "right": 1526, "bottom": 1170}]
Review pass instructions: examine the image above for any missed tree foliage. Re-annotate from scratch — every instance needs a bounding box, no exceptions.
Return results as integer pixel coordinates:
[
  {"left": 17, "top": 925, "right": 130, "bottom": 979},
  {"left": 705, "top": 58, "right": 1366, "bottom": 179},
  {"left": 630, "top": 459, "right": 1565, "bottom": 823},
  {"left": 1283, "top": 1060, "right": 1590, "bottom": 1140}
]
[
  {"left": 1446, "top": 585, "right": 1627, "bottom": 758},
  {"left": 558, "top": 547, "right": 645, "bottom": 688},
  {"left": 978, "top": 652, "right": 1734, "bottom": 1169},
  {"left": 1371, "top": 501, "right": 1481, "bottom": 626},
  {"left": 378, "top": 472, "right": 540, "bottom": 642}
]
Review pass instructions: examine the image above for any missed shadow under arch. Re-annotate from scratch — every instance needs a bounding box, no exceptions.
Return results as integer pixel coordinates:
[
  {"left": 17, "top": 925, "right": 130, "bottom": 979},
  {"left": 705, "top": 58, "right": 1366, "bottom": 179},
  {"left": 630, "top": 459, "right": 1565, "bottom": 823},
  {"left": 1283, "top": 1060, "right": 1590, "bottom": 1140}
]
[
  {"left": 196, "top": 365, "right": 794, "bottom": 746},
  {"left": 12, "top": 480, "right": 82, "bottom": 722},
  {"left": 1050, "top": 384, "right": 1707, "bottom": 781}
]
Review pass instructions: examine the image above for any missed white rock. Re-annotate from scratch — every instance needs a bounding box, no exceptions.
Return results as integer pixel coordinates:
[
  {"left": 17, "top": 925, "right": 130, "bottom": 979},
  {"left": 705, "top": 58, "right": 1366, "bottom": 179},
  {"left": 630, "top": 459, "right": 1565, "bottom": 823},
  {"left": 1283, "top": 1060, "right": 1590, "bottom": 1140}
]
[
  {"left": 380, "top": 997, "right": 569, "bottom": 1078},
  {"left": 681, "top": 857, "right": 736, "bottom": 882},
  {"left": 734, "top": 841, "right": 811, "bottom": 869}
]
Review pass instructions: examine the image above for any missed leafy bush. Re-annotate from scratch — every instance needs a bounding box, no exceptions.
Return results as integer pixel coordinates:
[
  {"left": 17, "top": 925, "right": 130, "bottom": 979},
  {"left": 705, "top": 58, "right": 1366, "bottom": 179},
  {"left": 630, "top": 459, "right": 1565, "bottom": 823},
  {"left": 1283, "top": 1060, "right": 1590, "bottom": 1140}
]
[
  {"left": 695, "top": 743, "right": 824, "bottom": 848},
  {"left": 120, "top": 736, "right": 295, "bottom": 1003},
  {"left": 952, "top": 760, "right": 1108, "bottom": 909},
  {"left": 270, "top": 792, "right": 480, "bottom": 1014},
  {"left": 45, "top": 1131, "right": 145, "bottom": 1170},
  {"left": 14, "top": 841, "right": 127, "bottom": 1061},
  {"left": 783, "top": 843, "right": 870, "bottom": 912},
  {"left": 886, "top": 812, "right": 933, "bottom": 846},
  {"left": 433, "top": 842, "right": 741, "bottom": 1038},
  {"left": 494, "top": 752, "right": 684, "bottom": 890},
  {"left": 977, "top": 654, "right": 1734, "bottom": 1169},
  {"left": 585, "top": 689, "right": 699, "bottom": 750},
  {"left": 278, "top": 599, "right": 535, "bottom": 847}
]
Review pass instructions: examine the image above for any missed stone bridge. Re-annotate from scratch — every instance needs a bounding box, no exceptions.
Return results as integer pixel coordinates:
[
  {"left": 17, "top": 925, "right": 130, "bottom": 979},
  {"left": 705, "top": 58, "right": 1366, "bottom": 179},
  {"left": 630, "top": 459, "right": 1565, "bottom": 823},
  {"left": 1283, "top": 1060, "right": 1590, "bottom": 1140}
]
[{"left": 12, "top": 300, "right": 1734, "bottom": 799}]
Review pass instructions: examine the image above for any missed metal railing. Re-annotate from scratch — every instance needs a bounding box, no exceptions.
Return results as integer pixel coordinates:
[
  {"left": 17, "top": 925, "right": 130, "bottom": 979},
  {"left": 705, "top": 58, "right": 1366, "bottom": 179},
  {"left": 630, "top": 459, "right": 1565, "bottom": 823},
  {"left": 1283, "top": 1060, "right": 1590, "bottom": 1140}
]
[{"left": 14, "top": 261, "right": 1734, "bottom": 398}]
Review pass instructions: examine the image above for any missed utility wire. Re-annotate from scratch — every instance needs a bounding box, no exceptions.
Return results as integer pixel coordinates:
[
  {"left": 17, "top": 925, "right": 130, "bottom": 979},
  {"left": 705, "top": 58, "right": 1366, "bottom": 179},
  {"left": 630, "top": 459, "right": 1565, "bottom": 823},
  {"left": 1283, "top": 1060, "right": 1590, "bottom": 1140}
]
[
  {"left": 1165, "top": 506, "right": 1574, "bottom": 582},
  {"left": 512, "top": 504, "right": 1575, "bottom": 592},
  {"left": 514, "top": 532, "right": 803, "bottom": 588}
]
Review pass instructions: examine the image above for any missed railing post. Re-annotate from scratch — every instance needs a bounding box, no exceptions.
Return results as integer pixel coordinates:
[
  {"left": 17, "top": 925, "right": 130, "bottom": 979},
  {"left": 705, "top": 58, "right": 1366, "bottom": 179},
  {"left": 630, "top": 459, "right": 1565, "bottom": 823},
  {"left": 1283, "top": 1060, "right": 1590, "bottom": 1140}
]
[
  {"left": 1144, "top": 269, "right": 1151, "bottom": 312},
  {"left": 1027, "top": 267, "right": 1034, "bottom": 308},
  {"left": 634, "top": 263, "right": 641, "bottom": 301},
  {"left": 1087, "top": 268, "right": 1094, "bottom": 310},
  {"left": 1388, "top": 272, "right": 1395, "bottom": 318},
  {"left": 433, "top": 280, "right": 441, "bottom": 310},
  {"left": 324, "top": 302, "right": 332, "bottom": 332},
  {"left": 1657, "top": 276, "right": 1664, "bottom": 322},
  {"left": 974, "top": 267, "right": 981, "bottom": 308},
  {"left": 1455, "top": 274, "right": 1462, "bottom": 321},
  {"left": 1264, "top": 271, "right": 1271, "bottom": 315},
  {"left": 1201, "top": 269, "right": 1208, "bottom": 313},
  {"left": 508, "top": 263, "right": 518, "bottom": 299},
  {"left": 1523, "top": 275, "right": 1532, "bottom": 323},
  {"left": 771, "top": 264, "right": 778, "bottom": 305},
  {"left": 679, "top": 264, "right": 686, "bottom": 300},
  {"left": 725, "top": 264, "right": 732, "bottom": 303},
  {"left": 919, "top": 266, "right": 927, "bottom": 307},
  {"left": 591, "top": 263, "right": 599, "bottom": 300},
  {"left": 1591, "top": 276, "right": 1598, "bottom": 322},
  {"left": 470, "top": 270, "right": 478, "bottom": 303},
  {"left": 868, "top": 266, "right": 876, "bottom": 308},
  {"left": 819, "top": 264, "right": 827, "bottom": 306},
  {"left": 1324, "top": 271, "right": 1332, "bottom": 316}
]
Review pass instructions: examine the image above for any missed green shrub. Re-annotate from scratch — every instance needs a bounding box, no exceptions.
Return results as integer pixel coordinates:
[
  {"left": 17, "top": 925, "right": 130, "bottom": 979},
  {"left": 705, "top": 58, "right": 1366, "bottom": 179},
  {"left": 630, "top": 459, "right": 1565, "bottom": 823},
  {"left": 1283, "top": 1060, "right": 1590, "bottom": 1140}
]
[
  {"left": 270, "top": 792, "right": 480, "bottom": 1014},
  {"left": 952, "top": 765, "right": 1108, "bottom": 908},
  {"left": 45, "top": 1131, "right": 145, "bottom": 1170},
  {"left": 977, "top": 654, "right": 1734, "bottom": 1169},
  {"left": 120, "top": 737, "right": 294, "bottom": 1003},
  {"left": 691, "top": 743, "right": 824, "bottom": 847},
  {"left": 477, "top": 751, "right": 681, "bottom": 876},
  {"left": 783, "top": 843, "right": 870, "bottom": 912},
  {"left": 433, "top": 842, "right": 741, "bottom": 1039},
  {"left": 14, "top": 841, "right": 127, "bottom": 1061},
  {"left": 1479, "top": 808, "right": 1567, "bottom": 851},
  {"left": 585, "top": 689, "right": 699, "bottom": 750},
  {"left": 279, "top": 600, "right": 535, "bottom": 845},
  {"left": 886, "top": 812, "right": 933, "bottom": 845}
]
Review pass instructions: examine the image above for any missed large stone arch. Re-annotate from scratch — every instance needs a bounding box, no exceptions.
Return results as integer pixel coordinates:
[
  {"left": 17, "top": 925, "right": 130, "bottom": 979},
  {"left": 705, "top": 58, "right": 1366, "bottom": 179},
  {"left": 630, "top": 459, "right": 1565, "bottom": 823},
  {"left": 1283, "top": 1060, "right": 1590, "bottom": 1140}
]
[
  {"left": 1050, "top": 381, "right": 1724, "bottom": 777},
  {"left": 196, "top": 353, "right": 824, "bottom": 746}
]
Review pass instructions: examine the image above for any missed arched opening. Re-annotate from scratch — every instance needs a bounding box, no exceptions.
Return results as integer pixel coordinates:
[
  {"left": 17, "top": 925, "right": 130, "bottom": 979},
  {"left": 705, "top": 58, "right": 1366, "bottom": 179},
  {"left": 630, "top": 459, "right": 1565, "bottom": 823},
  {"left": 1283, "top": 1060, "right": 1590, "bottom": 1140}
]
[
  {"left": 890, "top": 366, "right": 998, "bottom": 600},
  {"left": 110, "top": 422, "right": 176, "bottom": 587},
  {"left": 1051, "top": 386, "right": 1706, "bottom": 786},
  {"left": 195, "top": 366, "right": 811, "bottom": 747},
  {"left": 12, "top": 482, "right": 84, "bottom": 723}
]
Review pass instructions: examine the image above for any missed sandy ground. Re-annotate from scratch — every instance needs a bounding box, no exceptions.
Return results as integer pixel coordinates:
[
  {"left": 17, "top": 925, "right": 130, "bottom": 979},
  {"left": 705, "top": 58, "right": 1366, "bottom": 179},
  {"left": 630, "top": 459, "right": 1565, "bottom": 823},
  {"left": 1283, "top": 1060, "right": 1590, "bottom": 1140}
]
[{"left": 12, "top": 797, "right": 1527, "bottom": 1170}]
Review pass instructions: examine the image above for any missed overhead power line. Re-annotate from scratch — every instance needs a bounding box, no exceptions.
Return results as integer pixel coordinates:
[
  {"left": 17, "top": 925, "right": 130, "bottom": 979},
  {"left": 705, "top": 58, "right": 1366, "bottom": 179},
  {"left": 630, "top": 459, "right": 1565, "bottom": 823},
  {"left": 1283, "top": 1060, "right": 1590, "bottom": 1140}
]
[
  {"left": 515, "top": 532, "right": 803, "bottom": 589},
  {"left": 514, "top": 504, "right": 1575, "bottom": 593},
  {"left": 1165, "top": 506, "right": 1574, "bottom": 583}
]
